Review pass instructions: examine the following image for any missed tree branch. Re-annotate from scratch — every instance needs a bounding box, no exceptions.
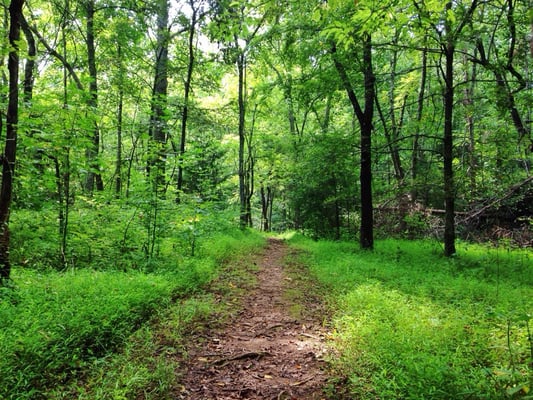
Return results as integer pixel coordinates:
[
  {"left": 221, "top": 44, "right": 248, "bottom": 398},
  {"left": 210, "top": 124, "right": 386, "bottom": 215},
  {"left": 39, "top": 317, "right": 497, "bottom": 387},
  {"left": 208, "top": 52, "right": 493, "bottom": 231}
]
[{"left": 25, "top": 21, "right": 84, "bottom": 91}]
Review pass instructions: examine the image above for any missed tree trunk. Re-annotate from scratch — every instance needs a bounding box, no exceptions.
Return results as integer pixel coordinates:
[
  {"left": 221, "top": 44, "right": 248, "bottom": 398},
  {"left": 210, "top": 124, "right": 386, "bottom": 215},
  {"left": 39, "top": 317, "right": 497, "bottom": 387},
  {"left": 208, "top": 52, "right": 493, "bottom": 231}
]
[
  {"left": 359, "top": 34, "right": 375, "bottom": 250},
  {"left": 84, "top": 0, "right": 103, "bottom": 192},
  {"left": 331, "top": 35, "right": 374, "bottom": 249},
  {"left": 463, "top": 52, "right": 477, "bottom": 193},
  {"left": 411, "top": 43, "right": 427, "bottom": 199},
  {"left": 177, "top": 3, "right": 198, "bottom": 202},
  {"left": 115, "top": 44, "right": 124, "bottom": 198},
  {"left": 260, "top": 185, "right": 274, "bottom": 231},
  {"left": 148, "top": 0, "right": 169, "bottom": 197},
  {"left": 237, "top": 50, "right": 248, "bottom": 229},
  {"left": 243, "top": 102, "right": 256, "bottom": 228},
  {"left": 376, "top": 33, "right": 404, "bottom": 184},
  {"left": 443, "top": 2, "right": 456, "bottom": 257},
  {"left": 21, "top": 15, "right": 35, "bottom": 104},
  {"left": 0, "top": 0, "right": 24, "bottom": 283}
]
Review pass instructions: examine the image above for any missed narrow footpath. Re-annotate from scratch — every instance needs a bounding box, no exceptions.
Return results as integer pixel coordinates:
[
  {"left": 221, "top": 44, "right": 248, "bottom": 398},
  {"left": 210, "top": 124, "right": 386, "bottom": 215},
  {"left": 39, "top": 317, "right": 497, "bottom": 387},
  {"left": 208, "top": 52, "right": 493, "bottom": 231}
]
[{"left": 177, "top": 238, "right": 332, "bottom": 399}]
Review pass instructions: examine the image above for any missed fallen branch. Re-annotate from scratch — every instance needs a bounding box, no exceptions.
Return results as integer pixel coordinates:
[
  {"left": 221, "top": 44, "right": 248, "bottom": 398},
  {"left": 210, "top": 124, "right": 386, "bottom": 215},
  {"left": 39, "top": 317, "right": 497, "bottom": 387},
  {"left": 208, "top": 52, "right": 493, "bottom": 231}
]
[
  {"left": 290, "top": 375, "right": 316, "bottom": 386},
  {"left": 461, "top": 176, "right": 533, "bottom": 223},
  {"left": 212, "top": 351, "right": 269, "bottom": 366}
]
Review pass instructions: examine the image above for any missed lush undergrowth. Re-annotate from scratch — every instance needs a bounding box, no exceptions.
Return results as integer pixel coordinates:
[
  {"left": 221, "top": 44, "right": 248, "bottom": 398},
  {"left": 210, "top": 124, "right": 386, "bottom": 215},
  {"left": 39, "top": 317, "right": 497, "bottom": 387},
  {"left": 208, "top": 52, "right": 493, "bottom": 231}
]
[
  {"left": 288, "top": 234, "right": 532, "bottom": 399},
  {"left": 1, "top": 202, "right": 265, "bottom": 399}
]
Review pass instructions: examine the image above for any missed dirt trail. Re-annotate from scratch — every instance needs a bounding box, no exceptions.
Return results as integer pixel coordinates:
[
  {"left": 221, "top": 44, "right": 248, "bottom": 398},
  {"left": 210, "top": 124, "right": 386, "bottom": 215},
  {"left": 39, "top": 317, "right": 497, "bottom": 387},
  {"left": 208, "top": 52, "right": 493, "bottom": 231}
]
[{"left": 177, "top": 238, "right": 331, "bottom": 399}]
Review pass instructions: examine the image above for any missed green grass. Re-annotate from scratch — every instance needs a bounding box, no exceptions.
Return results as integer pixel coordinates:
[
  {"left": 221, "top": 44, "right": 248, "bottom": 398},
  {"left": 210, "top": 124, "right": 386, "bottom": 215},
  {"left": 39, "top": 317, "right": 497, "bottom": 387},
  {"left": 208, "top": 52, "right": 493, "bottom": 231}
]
[
  {"left": 0, "top": 270, "right": 177, "bottom": 399},
  {"left": 0, "top": 210, "right": 265, "bottom": 400},
  {"left": 288, "top": 234, "right": 532, "bottom": 399}
]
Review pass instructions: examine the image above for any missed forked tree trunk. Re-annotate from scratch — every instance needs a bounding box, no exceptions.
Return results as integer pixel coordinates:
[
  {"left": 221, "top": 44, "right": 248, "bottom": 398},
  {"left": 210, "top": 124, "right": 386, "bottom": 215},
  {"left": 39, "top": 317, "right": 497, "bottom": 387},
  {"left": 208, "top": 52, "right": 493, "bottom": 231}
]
[
  {"left": 260, "top": 185, "right": 273, "bottom": 231},
  {"left": 332, "top": 34, "right": 375, "bottom": 250},
  {"left": 438, "top": 0, "right": 479, "bottom": 256}
]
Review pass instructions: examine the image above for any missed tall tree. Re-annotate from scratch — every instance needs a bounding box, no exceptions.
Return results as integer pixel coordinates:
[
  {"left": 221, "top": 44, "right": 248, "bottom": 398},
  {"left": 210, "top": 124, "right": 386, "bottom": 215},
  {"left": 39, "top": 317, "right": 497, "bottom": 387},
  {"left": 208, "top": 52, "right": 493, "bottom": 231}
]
[
  {"left": 147, "top": 0, "right": 169, "bottom": 196},
  {"left": 0, "top": 0, "right": 24, "bottom": 283},
  {"left": 413, "top": 0, "right": 479, "bottom": 256},
  {"left": 327, "top": 0, "right": 378, "bottom": 249},
  {"left": 331, "top": 36, "right": 375, "bottom": 249},
  {"left": 176, "top": 0, "right": 204, "bottom": 202},
  {"left": 83, "top": 0, "right": 104, "bottom": 192},
  {"left": 209, "top": 0, "right": 268, "bottom": 228}
]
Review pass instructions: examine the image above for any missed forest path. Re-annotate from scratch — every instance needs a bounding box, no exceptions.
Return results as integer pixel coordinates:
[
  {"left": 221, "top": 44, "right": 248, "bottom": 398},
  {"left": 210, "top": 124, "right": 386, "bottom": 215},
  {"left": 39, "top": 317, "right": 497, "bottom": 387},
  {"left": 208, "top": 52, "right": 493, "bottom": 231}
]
[{"left": 176, "top": 238, "right": 333, "bottom": 399}]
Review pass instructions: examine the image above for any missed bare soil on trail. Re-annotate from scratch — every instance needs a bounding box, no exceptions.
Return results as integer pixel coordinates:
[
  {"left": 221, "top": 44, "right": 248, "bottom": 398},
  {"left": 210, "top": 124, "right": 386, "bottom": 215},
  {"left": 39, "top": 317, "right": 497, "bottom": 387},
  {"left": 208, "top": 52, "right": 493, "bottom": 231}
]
[{"left": 176, "top": 238, "right": 333, "bottom": 400}]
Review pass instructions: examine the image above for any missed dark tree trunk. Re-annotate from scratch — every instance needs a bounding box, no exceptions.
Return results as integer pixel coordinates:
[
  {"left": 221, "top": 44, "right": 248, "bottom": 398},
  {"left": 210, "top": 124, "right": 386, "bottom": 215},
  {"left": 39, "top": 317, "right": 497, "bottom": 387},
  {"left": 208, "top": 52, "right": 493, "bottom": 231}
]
[
  {"left": 243, "top": 102, "right": 256, "bottom": 228},
  {"left": 443, "top": 45, "right": 456, "bottom": 256},
  {"left": 0, "top": 0, "right": 24, "bottom": 283},
  {"left": 21, "top": 14, "right": 35, "bottom": 104},
  {"left": 438, "top": 0, "right": 479, "bottom": 256},
  {"left": 331, "top": 35, "right": 375, "bottom": 250},
  {"left": 442, "top": 2, "right": 456, "bottom": 257},
  {"left": 359, "top": 34, "right": 375, "bottom": 250},
  {"left": 177, "top": 3, "right": 198, "bottom": 202},
  {"left": 115, "top": 44, "right": 124, "bottom": 198},
  {"left": 148, "top": 0, "right": 169, "bottom": 197},
  {"left": 84, "top": 0, "right": 103, "bottom": 192},
  {"left": 412, "top": 43, "right": 427, "bottom": 197},
  {"left": 237, "top": 51, "right": 247, "bottom": 229},
  {"left": 260, "top": 185, "right": 273, "bottom": 231}
]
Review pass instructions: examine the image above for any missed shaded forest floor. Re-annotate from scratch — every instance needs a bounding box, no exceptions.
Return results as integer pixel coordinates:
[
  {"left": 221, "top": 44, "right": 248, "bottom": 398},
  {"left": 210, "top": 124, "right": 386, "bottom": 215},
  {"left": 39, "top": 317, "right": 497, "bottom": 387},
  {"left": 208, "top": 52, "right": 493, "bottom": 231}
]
[{"left": 174, "top": 238, "right": 338, "bottom": 399}]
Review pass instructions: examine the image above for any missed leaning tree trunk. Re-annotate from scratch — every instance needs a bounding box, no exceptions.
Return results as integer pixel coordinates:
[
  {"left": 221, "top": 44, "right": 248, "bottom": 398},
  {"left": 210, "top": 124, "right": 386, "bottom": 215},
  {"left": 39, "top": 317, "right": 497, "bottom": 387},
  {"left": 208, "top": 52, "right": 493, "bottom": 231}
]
[{"left": 0, "top": 0, "right": 24, "bottom": 283}]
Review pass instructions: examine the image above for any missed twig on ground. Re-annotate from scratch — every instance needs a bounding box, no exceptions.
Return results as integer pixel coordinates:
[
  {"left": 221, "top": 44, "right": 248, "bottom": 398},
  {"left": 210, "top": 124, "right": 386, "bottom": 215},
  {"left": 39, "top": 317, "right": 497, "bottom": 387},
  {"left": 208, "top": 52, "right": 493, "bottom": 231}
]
[{"left": 212, "top": 351, "right": 269, "bottom": 366}]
